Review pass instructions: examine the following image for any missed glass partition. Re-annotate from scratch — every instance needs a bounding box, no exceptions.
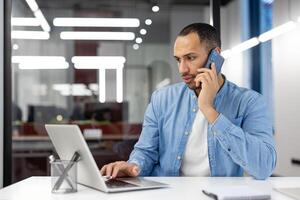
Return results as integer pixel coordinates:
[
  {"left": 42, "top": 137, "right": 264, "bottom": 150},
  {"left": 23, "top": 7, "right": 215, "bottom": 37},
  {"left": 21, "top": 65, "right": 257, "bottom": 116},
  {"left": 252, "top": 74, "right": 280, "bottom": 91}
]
[{"left": 10, "top": 0, "right": 226, "bottom": 182}]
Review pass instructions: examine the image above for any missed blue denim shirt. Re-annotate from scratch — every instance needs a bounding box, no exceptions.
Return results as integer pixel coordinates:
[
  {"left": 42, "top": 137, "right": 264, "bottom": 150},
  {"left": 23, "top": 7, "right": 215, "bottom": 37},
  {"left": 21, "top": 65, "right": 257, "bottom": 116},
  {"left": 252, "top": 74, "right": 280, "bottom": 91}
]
[{"left": 128, "top": 79, "right": 276, "bottom": 180}]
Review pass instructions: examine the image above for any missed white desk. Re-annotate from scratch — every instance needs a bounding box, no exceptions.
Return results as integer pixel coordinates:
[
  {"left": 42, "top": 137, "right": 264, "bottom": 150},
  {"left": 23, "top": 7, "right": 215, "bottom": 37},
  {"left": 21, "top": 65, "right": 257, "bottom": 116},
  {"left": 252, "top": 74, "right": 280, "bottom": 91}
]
[{"left": 0, "top": 176, "right": 299, "bottom": 200}]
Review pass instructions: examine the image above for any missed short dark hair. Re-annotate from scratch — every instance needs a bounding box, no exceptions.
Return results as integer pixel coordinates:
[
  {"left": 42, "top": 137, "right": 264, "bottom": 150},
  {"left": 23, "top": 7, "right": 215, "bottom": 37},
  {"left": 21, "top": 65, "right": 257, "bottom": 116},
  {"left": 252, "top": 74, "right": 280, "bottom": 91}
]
[{"left": 178, "top": 23, "right": 221, "bottom": 52}]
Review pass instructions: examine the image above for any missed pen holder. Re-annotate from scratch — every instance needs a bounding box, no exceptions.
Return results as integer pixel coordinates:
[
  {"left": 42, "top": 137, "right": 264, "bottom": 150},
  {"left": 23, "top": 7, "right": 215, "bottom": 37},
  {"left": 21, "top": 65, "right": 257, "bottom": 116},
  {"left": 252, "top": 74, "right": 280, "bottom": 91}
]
[{"left": 51, "top": 160, "right": 77, "bottom": 193}]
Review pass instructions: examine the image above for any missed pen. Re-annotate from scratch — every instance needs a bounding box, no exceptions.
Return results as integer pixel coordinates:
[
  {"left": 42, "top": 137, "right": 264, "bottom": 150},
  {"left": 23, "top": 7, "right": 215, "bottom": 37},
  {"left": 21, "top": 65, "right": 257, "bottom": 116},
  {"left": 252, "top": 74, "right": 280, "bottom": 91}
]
[
  {"left": 202, "top": 190, "right": 218, "bottom": 200},
  {"left": 52, "top": 152, "right": 80, "bottom": 192},
  {"left": 49, "top": 155, "right": 75, "bottom": 190}
]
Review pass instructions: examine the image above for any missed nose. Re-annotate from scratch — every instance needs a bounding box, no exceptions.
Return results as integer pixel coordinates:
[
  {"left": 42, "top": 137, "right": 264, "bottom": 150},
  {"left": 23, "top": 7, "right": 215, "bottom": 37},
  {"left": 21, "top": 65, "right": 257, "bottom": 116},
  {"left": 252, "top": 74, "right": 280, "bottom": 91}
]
[{"left": 178, "top": 60, "right": 189, "bottom": 74}]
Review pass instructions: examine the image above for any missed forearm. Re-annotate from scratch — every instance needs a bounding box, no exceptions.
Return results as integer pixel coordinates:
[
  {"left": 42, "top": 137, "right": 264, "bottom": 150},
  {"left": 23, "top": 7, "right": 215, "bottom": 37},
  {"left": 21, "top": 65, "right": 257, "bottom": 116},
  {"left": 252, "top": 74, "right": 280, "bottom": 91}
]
[{"left": 210, "top": 114, "right": 276, "bottom": 180}]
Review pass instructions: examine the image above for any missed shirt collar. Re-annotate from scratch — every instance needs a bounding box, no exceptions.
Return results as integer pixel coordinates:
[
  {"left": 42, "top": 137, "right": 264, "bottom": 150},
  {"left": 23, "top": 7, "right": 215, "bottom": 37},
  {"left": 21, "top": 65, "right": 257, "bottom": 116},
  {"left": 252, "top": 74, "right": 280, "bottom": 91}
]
[{"left": 214, "top": 75, "right": 228, "bottom": 108}]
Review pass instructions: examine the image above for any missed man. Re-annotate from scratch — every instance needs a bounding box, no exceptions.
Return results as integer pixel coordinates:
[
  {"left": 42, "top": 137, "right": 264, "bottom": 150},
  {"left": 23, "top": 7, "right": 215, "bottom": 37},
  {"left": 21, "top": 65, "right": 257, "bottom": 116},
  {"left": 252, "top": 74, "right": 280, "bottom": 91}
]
[{"left": 101, "top": 23, "right": 276, "bottom": 180}]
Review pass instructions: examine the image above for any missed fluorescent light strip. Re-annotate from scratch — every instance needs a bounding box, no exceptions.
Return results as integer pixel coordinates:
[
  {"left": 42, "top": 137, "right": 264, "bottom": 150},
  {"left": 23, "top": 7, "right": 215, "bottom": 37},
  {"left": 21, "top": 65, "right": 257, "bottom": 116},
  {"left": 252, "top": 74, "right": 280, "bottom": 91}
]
[
  {"left": 53, "top": 18, "right": 140, "bottom": 27},
  {"left": 72, "top": 56, "right": 126, "bottom": 65},
  {"left": 18, "top": 62, "right": 69, "bottom": 70},
  {"left": 12, "top": 56, "right": 66, "bottom": 63},
  {"left": 11, "top": 17, "right": 40, "bottom": 26},
  {"left": 11, "top": 31, "right": 50, "bottom": 40},
  {"left": 74, "top": 64, "right": 103, "bottom": 69},
  {"left": 60, "top": 31, "right": 135, "bottom": 40},
  {"left": 221, "top": 20, "right": 300, "bottom": 59},
  {"left": 74, "top": 64, "right": 124, "bottom": 69},
  {"left": 72, "top": 56, "right": 125, "bottom": 102},
  {"left": 258, "top": 21, "right": 296, "bottom": 42},
  {"left": 88, "top": 84, "right": 98, "bottom": 92},
  {"left": 61, "top": 90, "right": 92, "bottom": 96},
  {"left": 25, "top": 0, "right": 51, "bottom": 32},
  {"left": 34, "top": 10, "right": 51, "bottom": 32},
  {"left": 25, "top": 0, "right": 39, "bottom": 12},
  {"left": 116, "top": 66, "right": 123, "bottom": 103},
  {"left": 99, "top": 69, "right": 106, "bottom": 103},
  {"left": 220, "top": 49, "right": 232, "bottom": 59},
  {"left": 53, "top": 84, "right": 92, "bottom": 96},
  {"left": 53, "top": 84, "right": 72, "bottom": 91},
  {"left": 231, "top": 37, "right": 259, "bottom": 54}
]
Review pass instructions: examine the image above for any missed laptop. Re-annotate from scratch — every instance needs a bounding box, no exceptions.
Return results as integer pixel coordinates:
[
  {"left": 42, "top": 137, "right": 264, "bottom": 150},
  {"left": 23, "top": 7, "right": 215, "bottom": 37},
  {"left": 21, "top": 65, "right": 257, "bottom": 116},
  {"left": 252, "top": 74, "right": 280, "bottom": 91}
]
[
  {"left": 275, "top": 187, "right": 300, "bottom": 200},
  {"left": 45, "top": 124, "right": 168, "bottom": 193}
]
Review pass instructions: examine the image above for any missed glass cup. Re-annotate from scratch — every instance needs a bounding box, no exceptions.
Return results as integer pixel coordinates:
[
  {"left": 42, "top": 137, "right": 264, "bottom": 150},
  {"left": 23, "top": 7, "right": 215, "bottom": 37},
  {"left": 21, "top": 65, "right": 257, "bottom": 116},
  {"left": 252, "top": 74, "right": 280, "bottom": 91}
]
[{"left": 51, "top": 160, "right": 77, "bottom": 193}]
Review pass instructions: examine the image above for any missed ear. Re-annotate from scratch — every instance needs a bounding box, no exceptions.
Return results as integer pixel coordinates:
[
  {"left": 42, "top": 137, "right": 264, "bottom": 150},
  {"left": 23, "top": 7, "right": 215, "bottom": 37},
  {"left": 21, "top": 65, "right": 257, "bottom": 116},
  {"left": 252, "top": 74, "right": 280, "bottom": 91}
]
[{"left": 215, "top": 47, "right": 221, "bottom": 54}]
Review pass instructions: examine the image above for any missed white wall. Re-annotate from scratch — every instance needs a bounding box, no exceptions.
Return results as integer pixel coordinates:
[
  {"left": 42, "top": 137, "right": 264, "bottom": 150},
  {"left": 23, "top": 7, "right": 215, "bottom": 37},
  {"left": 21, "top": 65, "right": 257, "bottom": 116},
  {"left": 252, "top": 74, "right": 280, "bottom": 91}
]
[
  {"left": 0, "top": 0, "right": 4, "bottom": 189},
  {"left": 220, "top": 0, "right": 248, "bottom": 88},
  {"left": 273, "top": 0, "right": 300, "bottom": 176}
]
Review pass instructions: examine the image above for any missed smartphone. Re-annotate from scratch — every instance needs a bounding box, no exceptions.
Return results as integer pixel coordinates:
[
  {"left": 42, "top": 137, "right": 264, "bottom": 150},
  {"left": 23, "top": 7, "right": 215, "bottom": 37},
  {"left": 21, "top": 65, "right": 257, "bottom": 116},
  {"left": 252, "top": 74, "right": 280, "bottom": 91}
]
[{"left": 204, "top": 48, "right": 224, "bottom": 74}]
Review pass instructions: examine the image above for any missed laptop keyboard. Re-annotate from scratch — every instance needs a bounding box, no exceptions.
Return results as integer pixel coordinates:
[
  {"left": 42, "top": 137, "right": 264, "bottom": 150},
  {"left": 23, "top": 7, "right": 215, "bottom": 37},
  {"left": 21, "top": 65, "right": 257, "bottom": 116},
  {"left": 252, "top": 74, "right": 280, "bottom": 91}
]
[{"left": 105, "top": 179, "right": 138, "bottom": 188}]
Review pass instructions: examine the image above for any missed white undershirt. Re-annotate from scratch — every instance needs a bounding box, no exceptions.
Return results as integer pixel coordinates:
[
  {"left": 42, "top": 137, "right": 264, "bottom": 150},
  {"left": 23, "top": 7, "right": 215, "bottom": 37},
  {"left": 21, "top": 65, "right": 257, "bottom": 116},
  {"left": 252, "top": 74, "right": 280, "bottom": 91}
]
[{"left": 180, "top": 110, "right": 210, "bottom": 176}]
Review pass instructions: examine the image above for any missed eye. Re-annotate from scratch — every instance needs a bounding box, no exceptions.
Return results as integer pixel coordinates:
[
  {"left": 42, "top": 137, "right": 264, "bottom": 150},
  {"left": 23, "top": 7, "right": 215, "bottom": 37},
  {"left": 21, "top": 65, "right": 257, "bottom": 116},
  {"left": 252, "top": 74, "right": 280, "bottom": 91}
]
[
  {"left": 175, "top": 57, "right": 181, "bottom": 64},
  {"left": 187, "top": 55, "right": 196, "bottom": 61}
]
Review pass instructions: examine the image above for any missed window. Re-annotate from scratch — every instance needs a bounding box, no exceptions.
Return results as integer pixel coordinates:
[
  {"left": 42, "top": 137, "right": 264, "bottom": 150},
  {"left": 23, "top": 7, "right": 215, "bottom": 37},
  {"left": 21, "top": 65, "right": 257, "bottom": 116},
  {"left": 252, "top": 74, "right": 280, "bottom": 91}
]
[{"left": 10, "top": 0, "right": 229, "bottom": 183}]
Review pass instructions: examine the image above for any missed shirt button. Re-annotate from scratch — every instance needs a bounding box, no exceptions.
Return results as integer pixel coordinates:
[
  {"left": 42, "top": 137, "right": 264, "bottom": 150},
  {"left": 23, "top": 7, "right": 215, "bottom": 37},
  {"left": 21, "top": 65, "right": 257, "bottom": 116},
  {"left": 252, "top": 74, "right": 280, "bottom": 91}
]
[
  {"left": 185, "top": 131, "right": 189, "bottom": 136},
  {"left": 177, "top": 156, "right": 181, "bottom": 160},
  {"left": 192, "top": 108, "right": 197, "bottom": 112}
]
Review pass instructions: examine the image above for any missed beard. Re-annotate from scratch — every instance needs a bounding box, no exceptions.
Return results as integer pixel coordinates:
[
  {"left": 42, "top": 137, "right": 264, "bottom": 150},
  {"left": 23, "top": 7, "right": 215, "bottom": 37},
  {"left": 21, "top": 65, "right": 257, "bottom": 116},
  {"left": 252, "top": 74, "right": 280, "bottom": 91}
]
[{"left": 181, "top": 73, "right": 201, "bottom": 91}]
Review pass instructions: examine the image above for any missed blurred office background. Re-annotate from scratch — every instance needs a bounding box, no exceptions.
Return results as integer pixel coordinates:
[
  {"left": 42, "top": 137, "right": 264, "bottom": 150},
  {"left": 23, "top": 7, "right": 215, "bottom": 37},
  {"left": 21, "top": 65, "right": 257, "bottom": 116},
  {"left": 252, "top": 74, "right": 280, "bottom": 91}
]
[{"left": 0, "top": 0, "right": 300, "bottom": 186}]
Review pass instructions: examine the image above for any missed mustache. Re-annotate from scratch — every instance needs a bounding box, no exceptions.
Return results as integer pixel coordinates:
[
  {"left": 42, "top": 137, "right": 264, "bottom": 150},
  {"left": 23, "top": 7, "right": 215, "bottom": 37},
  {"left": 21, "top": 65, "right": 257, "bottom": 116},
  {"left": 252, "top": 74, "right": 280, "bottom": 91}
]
[{"left": 181, "top": 73, "right": 196, "bottom": 78}]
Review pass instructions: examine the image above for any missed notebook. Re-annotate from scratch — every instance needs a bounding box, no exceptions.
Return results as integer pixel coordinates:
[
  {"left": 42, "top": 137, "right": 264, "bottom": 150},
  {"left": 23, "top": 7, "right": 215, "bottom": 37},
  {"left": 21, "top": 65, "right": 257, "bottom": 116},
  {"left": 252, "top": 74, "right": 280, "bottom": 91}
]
[{"left": 202, "top": 185, "right": 271, "bottom": 200}]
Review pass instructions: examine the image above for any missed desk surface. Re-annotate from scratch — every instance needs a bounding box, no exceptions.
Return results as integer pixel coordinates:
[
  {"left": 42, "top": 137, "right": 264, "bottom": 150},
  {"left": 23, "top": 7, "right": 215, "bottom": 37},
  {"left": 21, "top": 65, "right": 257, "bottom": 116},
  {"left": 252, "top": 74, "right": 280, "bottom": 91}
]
[{"left": 0, "top": 176, "right": 300, "bottom": 200}]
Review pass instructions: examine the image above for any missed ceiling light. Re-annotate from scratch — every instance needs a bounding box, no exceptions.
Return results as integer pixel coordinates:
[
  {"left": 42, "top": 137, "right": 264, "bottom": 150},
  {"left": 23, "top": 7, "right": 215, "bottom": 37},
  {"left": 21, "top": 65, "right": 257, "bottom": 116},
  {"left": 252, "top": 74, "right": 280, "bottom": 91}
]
[
  {"left": 71, "top": 56, "right": 125, "bottom": 103},
  {"left": 11, "top": 31, "right": 50, "bottom": 40},
  {"left": 152, "top": 5, "right": 160, "bottom": 12},
  {"left": 11, "top": 17, "right": 40, "bottom": 26},
  {"left": 33, "top": 10, "right": 51, "bottom": 32},
  {"left": 72, "top": 56, "right": 126, "bottom": 65},
  {"left": 115, "top": 66, "right": 123, "bottom": 103},
  {"left": 98, "top": 69, "right": 106, "bottom": 103},
  {"left": 231, "top": 37, "right": 259, "bottom": 54},
  {"left": 133, "top": 44, "right": 139, "bottom": 50},
  {"left": 60, "top": 31, "right": 135, "bottom": 40},
  {"left": 145, "top": 19, "right": 152, "bottom": 25},
  {"left": 135, "top": 37, "right": 142, "bottom": 44},
  {"left": 53, "top": 18, "right": 140, "bottom": 27},
  {"left": 53, "top": 84, "right": 71, "bottom": 91},
  {"left": 56, "top": 115, "right": 63, "bottom": 121},
  {"left": 18, "top": 62, "right": 69, "bottom": 70},
  {"left": 258, "top": 21, "right": 296, "bottom": 42},
  {"left": 74, "top": 64, "right": 124, "bottom": 69},
  {"left": 25, "top": 0, "right": 39, "bottom": 12},
  {"left": 53, "top": 84, "right": 92, "bottom": 96},
  {"left": 98, "top": 67, "right": 124, "bottom": 103},
  {"left": 140, "top": 29, "right": 147, "bottom": 35},
  {"left": 13, "top": 44, "right": 19, "bottom": 50},
  {"left": 220, "top": 49, "right": 232, "bottom": 59},
  {"left": 88, "top": 84, "right": 98, "bottom": 92}
]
